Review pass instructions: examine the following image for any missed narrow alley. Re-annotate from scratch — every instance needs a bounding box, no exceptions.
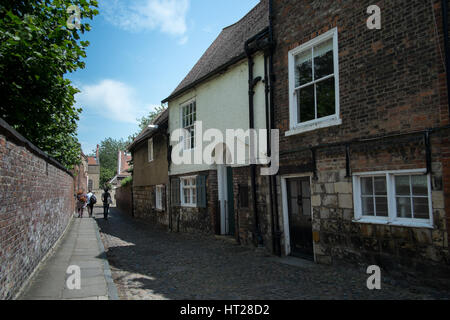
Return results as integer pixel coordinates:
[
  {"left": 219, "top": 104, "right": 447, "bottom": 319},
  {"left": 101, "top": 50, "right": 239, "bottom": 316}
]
[{"left": 96, "top": 208, "right": 448, "bottom": 300}]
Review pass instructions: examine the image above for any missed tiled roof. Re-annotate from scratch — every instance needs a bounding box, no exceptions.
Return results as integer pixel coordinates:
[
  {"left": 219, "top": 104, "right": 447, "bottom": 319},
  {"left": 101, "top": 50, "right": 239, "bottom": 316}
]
[
  {"left": 128, "top": 108, "right": 169, "bottom": 152},
  {"left": 87, "top": 156, "right": 98, "bottom": 165},
  {"left": 163, "top": 0, "right": 269, "bottom": 102}
]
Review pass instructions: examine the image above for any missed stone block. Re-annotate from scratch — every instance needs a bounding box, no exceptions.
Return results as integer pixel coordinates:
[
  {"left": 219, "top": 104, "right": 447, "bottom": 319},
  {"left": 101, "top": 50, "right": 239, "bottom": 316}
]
[
  {"left": 335, "top": 181, "right": 353, "bottom": 194},
  {"left": 432, "top": 191, "right": 444, "bottom": 210},
  {"left": 322, "top": 194, "right": 337, "bottom": 207},
  {"left": 311, "top": 194, "right": 321, "bottom": 207},
  {"left": 338, "top": 194, "right": 353, "bottom": 209}
]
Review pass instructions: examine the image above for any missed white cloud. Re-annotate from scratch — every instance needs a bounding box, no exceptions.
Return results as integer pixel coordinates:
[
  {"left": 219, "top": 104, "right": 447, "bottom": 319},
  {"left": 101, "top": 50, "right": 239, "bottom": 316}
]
[
  {"left": 75, "top": 79, "right": 159, "bottom": 124},
  {"left": 101, "top": 0, "right": 189, "bottom": 36}
]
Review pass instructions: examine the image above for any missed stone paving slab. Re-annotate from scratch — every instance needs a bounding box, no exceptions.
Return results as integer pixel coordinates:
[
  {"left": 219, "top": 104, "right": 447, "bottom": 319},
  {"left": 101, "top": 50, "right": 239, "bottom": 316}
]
[
  {"left": 98, "top": 208, "right": 450, "bottom": 300},
  {"left": 19, "top": 210, "right": 118, "bottom": 300}
]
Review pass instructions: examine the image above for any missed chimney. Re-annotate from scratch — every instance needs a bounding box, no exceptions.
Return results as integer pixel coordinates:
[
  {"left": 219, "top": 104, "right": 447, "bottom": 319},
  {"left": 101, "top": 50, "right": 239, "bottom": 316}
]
[{"left": 96, "top": 144, "right": 100, "bottom": 164}]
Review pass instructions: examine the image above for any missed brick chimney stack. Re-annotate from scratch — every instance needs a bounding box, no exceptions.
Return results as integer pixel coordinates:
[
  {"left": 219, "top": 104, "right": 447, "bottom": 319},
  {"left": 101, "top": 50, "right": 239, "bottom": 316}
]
[{"left": 96, "top": 144, "right": 100, "bottom": 164}]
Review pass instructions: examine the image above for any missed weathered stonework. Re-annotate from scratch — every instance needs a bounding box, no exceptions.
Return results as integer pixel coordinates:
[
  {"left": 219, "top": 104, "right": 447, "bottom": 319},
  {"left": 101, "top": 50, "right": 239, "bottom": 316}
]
[
  {"left": 133, "top": 185, "right": 168, "bottom": 227},
  {"left": 170, "top": 170, "right": 217, "bottom": 234}
]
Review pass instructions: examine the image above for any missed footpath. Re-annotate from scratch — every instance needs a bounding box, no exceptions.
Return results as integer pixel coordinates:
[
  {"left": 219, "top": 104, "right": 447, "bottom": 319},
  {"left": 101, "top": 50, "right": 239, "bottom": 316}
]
[{"left": 19, "top": 208, "right": 118, "bottom": 300}]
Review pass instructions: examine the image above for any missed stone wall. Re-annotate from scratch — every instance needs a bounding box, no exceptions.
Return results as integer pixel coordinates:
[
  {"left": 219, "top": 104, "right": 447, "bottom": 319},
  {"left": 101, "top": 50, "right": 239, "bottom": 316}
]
[
  {"left": 0, "top": 119, "right": 74, "bottom": 300},
  {"left": 115, "top": 185, "right": 132, "bottom": 216},
  {"left": 170, "top": 170, "right": 217, "bottom": 234},
  {"left": 133, "top": 185, "right": 169, "bottom": 227}
]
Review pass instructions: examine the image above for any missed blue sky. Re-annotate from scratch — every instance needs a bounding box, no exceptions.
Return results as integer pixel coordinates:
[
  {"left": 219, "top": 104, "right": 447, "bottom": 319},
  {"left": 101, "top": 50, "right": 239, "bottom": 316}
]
[{"left": 70, "top": 0, "right": 259, "bottom": 155}]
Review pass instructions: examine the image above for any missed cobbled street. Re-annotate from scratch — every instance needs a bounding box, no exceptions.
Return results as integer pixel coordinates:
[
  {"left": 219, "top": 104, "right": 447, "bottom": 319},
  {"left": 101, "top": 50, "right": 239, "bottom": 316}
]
[{"left": 95, "top": 208, "right": 449, "bottom": 300}]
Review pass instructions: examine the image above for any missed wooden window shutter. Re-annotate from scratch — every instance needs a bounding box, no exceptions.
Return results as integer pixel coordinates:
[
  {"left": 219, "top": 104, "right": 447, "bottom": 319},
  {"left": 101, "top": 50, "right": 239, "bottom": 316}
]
[
  {"left": 162, "top": 185, "right": 166, "bottom": 211},
  {"left": 171, "top": 178, "right": 180, "bottom": 206},
  {"left": 196, "top": 175, "right": 207, "bottom": 208},
  {"left": 152, "top": 188, "right": 156, "bottom": 209}
]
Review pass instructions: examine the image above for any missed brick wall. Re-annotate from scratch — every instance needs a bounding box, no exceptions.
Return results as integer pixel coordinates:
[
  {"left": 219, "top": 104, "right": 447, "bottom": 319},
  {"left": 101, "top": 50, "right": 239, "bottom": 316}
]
[
  {"left": 115, "top": 185, "right": 132, "bottom": 216},
  {"left": 0, "top": 120, "right": 74, "bottom": 300},
  {"left": 270, "top": 0, "right": 450, "bottom": 285}
]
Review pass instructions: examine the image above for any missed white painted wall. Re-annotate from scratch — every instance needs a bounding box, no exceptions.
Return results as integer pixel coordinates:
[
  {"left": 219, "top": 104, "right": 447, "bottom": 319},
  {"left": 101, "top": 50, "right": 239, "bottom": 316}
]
[{"left": 168, "top": 53, "right": 267, "bottom": 176}]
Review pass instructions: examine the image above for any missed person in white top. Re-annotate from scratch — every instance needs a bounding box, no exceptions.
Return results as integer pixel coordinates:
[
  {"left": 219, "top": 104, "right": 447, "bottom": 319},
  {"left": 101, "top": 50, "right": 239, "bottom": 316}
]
[{"left": 86, "top": 190, "right": 94, "bottom": 218}]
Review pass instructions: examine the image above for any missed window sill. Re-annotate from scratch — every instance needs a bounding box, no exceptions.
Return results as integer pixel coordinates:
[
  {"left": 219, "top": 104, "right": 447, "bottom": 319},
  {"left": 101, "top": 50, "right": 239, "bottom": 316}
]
[
  {"left": 285, "top": 117, "right": 342, "bottom": 137},
  {"left": 352, "top": 218, "right": 434, "bottom": 229},
  {"left": 181, "top": 204, "right": 197, "bottom": 208}
]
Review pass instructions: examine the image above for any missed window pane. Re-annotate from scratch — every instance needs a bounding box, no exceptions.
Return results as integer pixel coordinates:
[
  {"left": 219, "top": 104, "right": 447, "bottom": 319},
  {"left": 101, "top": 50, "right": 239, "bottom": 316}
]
[
  {"left": 412, "top": 175, "right": 428, "bottom": 196},
  {"left": 395, "top": 176, "right": 410, "bottom": 195},
  {"left": 314, "top": 38, "right": 334, "bottom": 79},
  {"left": 362, "top": 197, "right": 374, "bottom": 216},
  {"left": 375, "top": 197, "right": 388, "bottom": 217},
  {"left": 396, "top": 197, "right": 412, "bottom": 218},
  {"left": 413, "top": 197, "right": 429, "bottom": 219},
  {"left": 374, "top": 177, "right": 387, "bottom": 195},
  {"left": 297, "top": 85, "right": 315, "bottom": 123},
  {"left": 361, "top": 177, "right": 373, "bottom": 195},
  {"left": 316, "top": 77, "right": 335, "bottom": 118},
  {"left": 295, "top": 49, "right": 313, "bottom": 87}
]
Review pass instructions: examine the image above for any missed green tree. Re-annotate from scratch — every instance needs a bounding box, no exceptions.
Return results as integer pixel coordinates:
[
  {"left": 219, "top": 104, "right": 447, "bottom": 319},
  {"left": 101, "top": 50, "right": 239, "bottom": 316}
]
[
  {"left": 97, "top": 137, "right": 129, "bottom": 187},
  {"left": 0, "top": 0, "right": 99, "bottom": 168},
  {"left": 127, "top": 105, "right": 167, "bottom": 143}
]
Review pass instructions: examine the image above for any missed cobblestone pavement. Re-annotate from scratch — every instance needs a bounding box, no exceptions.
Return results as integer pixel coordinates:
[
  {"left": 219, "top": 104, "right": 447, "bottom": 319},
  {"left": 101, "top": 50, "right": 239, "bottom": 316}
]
[{"left": 95, "top": 208, "right": 449, "bottom": 300}]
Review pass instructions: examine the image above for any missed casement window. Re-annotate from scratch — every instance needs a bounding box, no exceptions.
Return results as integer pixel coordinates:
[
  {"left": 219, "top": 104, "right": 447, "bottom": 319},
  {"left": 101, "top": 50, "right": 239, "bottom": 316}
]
[
  {"left": 155, "top": 185, "right": 164, "bottom": 210},
  {"left": 181, "top": 100, "right": 196, "bottom": 150},
  {"left": 181, "top": 176, "right": 197, "bottom": 206},
  {"left": 172, "top": 176, "right": 206, "bottom": 208},
  {"left": 352, "top": 169, "right": 433, "bottom": 228},
  {"left": 88, "top": 179, "right": 93, "bottom": 190},
  {"left": 287, "top": 27, "right": 341, "bottom": 136},
  {"left": 148, "top": 138, "right": 154, "bottom": 162}
]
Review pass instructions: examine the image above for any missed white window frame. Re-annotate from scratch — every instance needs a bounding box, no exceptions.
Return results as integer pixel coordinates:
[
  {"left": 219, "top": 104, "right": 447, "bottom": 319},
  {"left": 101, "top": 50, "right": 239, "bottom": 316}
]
[
  {"left": 352, "top": 169, "right": 433, "bottom": 228},
  {"left": 155, "top": 185, "right": 164, "bottom": 210},
  {"left": 286, "top": 27, "right": 341, "bottom": 136},
  {"left": 180, "top": 176, "right": 197, "bottom": 207},
  {"left": 180, "top": 99, "right": 196, "bottom": 151},
  {"left": 148, "top": 138, "right": 154, "bottom": 162}
]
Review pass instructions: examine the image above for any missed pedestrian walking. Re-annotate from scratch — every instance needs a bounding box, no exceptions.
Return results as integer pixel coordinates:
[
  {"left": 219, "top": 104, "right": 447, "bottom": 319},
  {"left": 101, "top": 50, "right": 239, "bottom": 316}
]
[
  {"left": 102, "top": 188, "right": 112, "bottom": 220},
  {"left": 86, "top": 189, "right": 96, "bottom": 218},
  {"left": 76, "top": 190, "right": 87, "bottom": 218}
]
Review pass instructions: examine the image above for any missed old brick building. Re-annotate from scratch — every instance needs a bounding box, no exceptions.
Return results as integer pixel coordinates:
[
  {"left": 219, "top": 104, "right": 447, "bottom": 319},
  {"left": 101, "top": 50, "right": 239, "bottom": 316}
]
[
  {"left": 128, "top": 109, "right": 170, "bottom": 227},
  {"left": 263, "top": 0, "right": 450, "bottom": 284}
]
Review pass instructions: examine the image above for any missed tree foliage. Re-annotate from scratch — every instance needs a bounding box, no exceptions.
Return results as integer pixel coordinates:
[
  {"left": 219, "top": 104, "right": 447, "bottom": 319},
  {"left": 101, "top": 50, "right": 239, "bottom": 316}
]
[
  {"left": 97, "top": 137, "right": 128, "bottom": 187},
  {"left": 127, "top": 105, "right": 167, "bottom": 143},
  {"left": 0, "top": 0, "right": 99, "bottom": 168}
]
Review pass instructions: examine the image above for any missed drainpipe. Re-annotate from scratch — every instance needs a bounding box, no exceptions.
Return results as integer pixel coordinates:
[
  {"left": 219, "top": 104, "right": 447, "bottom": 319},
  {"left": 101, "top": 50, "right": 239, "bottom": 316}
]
[
  {"left": 442, "top": 0, "right": 450, "bottom": 117},
  {"left": 245, "top": 28, "right": 268, "bottom": 247},
  {"left": 130, "top": 151, "right": 135, "bottom": 217},
  {"left": 268, "top": 0, "right": 282, "bottom": 256}
]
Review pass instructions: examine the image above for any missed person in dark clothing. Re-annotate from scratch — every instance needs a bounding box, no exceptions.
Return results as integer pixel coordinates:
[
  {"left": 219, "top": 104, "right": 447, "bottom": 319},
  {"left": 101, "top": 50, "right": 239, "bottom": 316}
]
[{"left": 102, "top": 188, "right": 111, "bottom": 220}]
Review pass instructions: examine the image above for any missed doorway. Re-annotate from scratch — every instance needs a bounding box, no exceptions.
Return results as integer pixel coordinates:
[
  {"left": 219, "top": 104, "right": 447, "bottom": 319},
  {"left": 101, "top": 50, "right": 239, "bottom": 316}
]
[
  {"left": 284, "top": 177, "right": 314, "bottom": 259},
  {"left": 217, "top": 165, "right": 235, "bottom": 235}
]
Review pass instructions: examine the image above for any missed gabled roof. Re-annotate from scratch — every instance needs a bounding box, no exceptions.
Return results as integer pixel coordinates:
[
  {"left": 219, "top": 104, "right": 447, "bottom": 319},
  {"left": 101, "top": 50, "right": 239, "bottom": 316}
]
[
  {"left": 127, "top": 108, "right": 169, "bottom": 152},
  {"left": 162, "top": 0, "right": 269, "bottom": 103}
]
